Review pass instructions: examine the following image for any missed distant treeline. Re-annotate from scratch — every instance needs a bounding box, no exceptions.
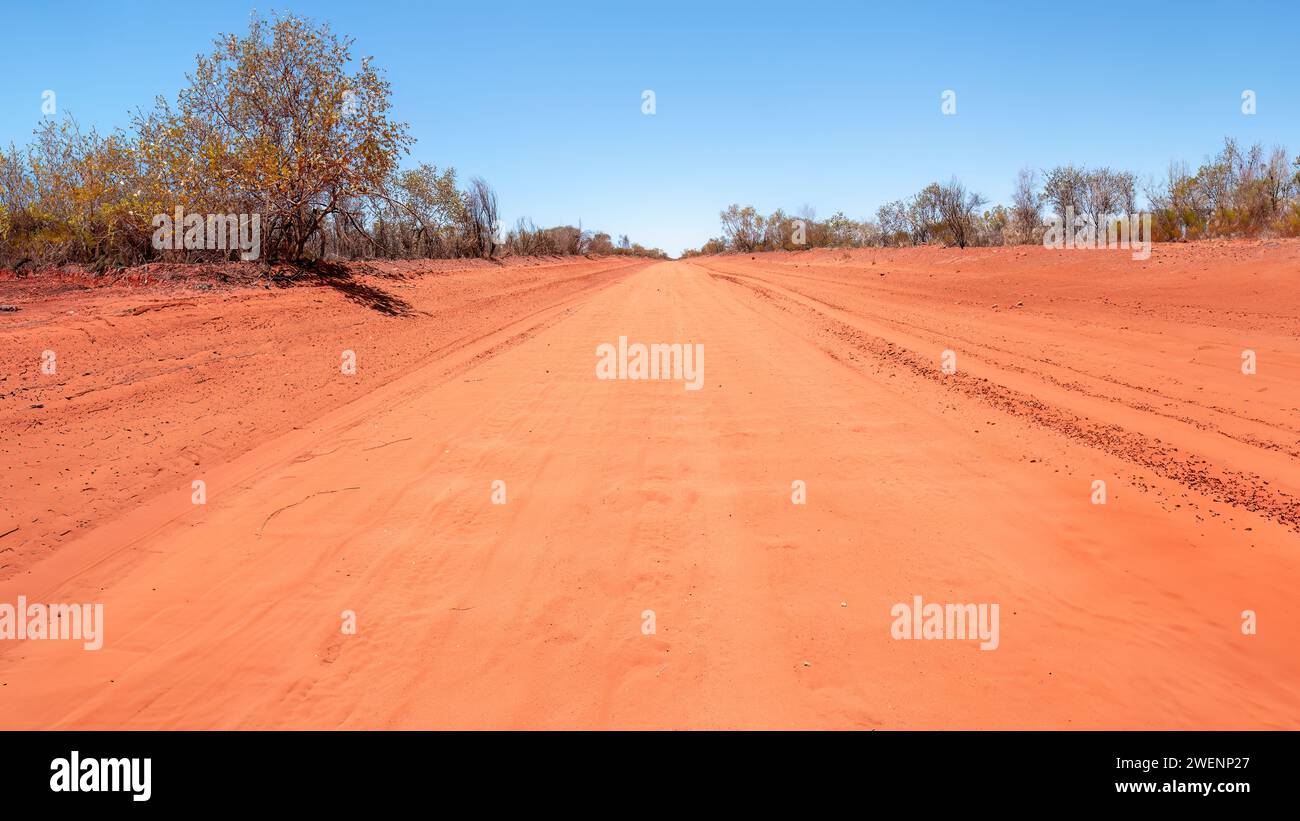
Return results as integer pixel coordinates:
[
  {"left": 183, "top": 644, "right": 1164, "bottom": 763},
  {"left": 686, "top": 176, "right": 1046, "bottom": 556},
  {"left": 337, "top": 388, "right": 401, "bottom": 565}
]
[
  {"left": 683, "top": 141, "right": 1300, "bottom": 256},
  {"left": 0, "top": 13, "right": 666, "bottom": 271}
]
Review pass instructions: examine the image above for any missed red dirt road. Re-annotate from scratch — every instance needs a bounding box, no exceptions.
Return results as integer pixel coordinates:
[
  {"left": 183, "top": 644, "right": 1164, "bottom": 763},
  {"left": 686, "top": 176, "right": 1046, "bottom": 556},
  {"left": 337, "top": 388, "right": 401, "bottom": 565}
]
[
  {"left": 1, "top": 244, "right": 1298, "bottom": 728},
  {"left": 0, "top": 256, "right": 645, "bottom": 570}
]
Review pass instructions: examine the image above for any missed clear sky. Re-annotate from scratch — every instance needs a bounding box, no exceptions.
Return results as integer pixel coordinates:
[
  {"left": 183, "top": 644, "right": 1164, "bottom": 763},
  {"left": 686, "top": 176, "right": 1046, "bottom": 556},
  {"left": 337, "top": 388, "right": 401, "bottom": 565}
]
[{"left": 2, "top": 0, "right": 1297, "bottom": 255}]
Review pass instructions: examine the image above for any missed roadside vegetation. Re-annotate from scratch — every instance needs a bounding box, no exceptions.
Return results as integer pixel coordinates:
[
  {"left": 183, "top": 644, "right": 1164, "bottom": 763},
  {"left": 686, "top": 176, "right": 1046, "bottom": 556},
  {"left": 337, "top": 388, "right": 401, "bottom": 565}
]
[
  {"left": 684, "top": 142, "right": 1300, "bottom": 256},
  {"left": 0, "top": 13, "right": 666, "bottom": 272}
]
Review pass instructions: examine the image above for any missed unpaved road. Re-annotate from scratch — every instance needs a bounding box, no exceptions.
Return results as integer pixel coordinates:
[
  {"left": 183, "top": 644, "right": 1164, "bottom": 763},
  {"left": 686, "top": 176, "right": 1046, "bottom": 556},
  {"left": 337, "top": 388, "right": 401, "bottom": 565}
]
[
  {"left": 0, "top": 256, "right": 646, "bottom": 568},
  {"left": 2, "top": 244, "right": 1298, "bottom": 728}
]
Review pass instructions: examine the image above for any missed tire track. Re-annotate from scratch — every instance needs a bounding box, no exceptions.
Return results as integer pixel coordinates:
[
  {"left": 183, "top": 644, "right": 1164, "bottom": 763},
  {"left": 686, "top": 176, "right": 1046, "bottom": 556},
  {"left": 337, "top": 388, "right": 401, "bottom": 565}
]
[{"left": 707, "top": 269, "right": 1300, "bottom": 532}]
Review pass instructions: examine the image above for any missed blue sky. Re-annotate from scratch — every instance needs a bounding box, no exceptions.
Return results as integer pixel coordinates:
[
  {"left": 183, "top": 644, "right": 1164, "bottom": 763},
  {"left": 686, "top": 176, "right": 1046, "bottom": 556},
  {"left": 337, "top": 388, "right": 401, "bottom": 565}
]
[{"left": 2, "top": 0, "right": 1297, "bottom": 255}]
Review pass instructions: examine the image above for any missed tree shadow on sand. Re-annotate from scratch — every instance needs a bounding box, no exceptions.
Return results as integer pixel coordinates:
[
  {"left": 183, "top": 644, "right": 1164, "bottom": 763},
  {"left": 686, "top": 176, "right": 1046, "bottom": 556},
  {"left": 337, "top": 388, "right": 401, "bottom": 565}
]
[{"left": 301, "top": 261, "right": 414, "bottom": 317}]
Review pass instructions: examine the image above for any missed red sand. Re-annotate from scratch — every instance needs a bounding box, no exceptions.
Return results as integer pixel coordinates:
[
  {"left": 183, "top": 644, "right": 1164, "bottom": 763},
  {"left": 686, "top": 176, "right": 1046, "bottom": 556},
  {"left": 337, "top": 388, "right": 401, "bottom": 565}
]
[{"left": 1, "top": 242, "right": 1297, "bottom": 728}]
